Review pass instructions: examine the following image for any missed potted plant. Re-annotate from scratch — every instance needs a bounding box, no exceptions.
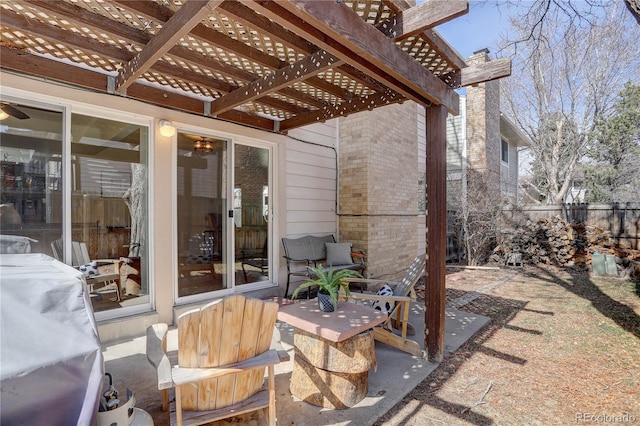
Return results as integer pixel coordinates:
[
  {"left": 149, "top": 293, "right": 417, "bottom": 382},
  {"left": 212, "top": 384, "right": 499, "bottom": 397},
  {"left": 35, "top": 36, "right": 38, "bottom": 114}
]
[{"left": 291, "top": 265, "right": 362, "bottom": 312}]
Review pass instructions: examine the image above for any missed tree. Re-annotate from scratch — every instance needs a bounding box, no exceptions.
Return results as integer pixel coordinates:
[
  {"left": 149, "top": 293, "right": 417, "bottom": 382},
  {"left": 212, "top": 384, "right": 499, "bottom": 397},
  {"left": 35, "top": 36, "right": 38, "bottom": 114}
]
[
  {"left": 582, "top": 82, "right": 640, "bottom": 202},
  {"left": 448, "top": 169, "right": 506, "bottom": 266},
  {"left": 625, "top": 0, "right": 640, "bottom": 24},
  {"left": 500, "top": 2, "right": 640, "bottom": 204}
]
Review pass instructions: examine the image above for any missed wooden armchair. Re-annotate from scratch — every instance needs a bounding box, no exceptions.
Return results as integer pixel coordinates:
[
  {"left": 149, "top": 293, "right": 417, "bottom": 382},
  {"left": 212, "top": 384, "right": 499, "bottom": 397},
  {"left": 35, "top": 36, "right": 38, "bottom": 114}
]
[
  {"left": 340, "top": 255, "right": 425, "bottom": 357},
  {"left": 146, "top": 295, "right": 283, "bottom": 426},
  {"left": 51, "top": 238, "right": 122, "bottom": 301}
]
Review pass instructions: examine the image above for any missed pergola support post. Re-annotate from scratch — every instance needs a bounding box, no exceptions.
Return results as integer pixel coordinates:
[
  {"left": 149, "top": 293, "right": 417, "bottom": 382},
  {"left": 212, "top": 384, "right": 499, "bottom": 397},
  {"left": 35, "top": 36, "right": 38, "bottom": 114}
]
[{"left": 425, "top": 104, "right": 448, "bottom": 362}]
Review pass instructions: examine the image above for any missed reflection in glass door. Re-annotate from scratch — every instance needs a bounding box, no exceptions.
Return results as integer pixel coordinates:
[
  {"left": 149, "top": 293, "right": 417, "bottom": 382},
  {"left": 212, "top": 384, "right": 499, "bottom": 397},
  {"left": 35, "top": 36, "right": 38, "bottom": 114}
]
[
  {"left": 176, "top": 133, "right": 228, "bottom": 298},
  {"left": 234, "top": 144, "right": 270, "bottom": 285}
]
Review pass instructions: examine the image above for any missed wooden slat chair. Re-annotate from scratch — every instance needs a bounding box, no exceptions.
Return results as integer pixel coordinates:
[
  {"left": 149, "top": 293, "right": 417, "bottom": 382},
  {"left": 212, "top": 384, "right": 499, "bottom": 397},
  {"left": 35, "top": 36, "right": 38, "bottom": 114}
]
[
  {"left": 340, "top": 255, "right": 426, "bottom": 357},
  {"left": 50, "top": 238, "right": 122, "bottom": 301},
  {"left": 146, "top": 295, "right": 282, "bottom": 426}
]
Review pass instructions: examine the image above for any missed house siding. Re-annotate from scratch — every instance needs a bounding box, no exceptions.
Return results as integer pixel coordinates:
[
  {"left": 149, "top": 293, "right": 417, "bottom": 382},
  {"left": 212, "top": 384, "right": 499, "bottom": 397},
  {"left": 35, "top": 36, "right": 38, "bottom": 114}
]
[
  {"left": 446, "top": 96, "right": 467, "bottom": 207},
  {"left": 285, "top": 122, "right": 339, "bottom": 237}
]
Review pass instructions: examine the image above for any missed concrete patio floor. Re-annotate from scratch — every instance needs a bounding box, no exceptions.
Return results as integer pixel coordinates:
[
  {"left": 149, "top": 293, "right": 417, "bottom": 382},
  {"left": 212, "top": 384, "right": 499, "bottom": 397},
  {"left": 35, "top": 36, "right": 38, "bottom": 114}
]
[{"left": 102, "top": 302, "right": 490, "bottom": 425}]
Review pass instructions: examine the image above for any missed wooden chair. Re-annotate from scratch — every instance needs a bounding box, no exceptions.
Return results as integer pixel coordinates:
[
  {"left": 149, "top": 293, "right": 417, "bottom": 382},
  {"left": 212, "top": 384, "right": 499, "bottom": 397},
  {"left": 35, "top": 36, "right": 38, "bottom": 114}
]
[
  {"left": 50, "top": 238, "right": 122, "bottom": 301},
  {"left": 340, "top": 255, "right": 426, "bottom": 357},
  {"left": 146, "top": 295, "right": 283, "bottom": 426}
]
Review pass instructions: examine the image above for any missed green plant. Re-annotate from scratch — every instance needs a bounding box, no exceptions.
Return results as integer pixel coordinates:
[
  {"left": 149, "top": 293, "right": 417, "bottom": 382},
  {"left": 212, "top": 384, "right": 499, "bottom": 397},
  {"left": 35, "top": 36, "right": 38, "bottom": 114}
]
[{"left": 291, "top": 265, "right": 362, "bottom": 306}]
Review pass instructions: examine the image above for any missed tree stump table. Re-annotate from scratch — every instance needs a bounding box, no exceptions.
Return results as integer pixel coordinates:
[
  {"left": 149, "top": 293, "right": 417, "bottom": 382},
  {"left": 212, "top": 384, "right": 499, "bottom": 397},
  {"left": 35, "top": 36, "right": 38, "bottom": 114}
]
[{"left": 276, "top": 299, "right": 387, "bottom": 409}]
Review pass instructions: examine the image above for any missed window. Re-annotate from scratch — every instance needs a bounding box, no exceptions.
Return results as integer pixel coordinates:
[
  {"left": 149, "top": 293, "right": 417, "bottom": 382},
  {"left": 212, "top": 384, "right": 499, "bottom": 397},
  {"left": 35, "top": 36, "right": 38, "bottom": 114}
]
[
  {"left": 71, "top": 113, "right": 149, "bottom": 314},
  {"left": 1, "top": 103, "right": 63, "bottom": 258},
  {"left": 0, "top": 99, "right": 150, "bottom": 317},
  {"left": 501, "top": 139, "right": 509, "bottom": 163}
]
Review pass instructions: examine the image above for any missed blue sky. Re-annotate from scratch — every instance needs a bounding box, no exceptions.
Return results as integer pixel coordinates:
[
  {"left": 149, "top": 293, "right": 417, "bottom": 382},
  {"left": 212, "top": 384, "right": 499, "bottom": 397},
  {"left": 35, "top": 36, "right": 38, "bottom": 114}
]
[{"left": 430, "top": 1, "right": 512, "bottom": 60}]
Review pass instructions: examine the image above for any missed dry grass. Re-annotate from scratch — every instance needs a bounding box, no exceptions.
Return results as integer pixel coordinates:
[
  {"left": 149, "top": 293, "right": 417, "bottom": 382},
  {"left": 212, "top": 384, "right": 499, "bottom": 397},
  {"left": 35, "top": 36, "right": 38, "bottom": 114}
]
[{"left": 376, "top": 264, "right": 640, "bottom": 425}]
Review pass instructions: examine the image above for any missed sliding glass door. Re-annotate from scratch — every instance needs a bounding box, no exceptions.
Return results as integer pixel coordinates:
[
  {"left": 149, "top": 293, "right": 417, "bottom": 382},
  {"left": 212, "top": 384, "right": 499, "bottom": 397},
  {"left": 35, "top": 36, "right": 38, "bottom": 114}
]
[
  {"left": 176, "top": 135, "right": 271, "bottom": 300},
  {"left": 234, "top": 144, "right": 271, "bottom": 286},
  {"left": 176, "top": 132, "right": 228, "bottom": 298}
]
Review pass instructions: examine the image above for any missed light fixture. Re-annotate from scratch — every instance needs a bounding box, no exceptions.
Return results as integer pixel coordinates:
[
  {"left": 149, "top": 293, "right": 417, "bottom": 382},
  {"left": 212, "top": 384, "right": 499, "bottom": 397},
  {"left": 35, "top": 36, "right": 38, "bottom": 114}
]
[
  {"left": 158, "top": 119, "right": 176, "bottom": 137},
  {"left": 193, "top": 137, "right": 213, "bottom": 154},
  {"left": 0, "top": 110, "right": 9, "bottom": 120}
]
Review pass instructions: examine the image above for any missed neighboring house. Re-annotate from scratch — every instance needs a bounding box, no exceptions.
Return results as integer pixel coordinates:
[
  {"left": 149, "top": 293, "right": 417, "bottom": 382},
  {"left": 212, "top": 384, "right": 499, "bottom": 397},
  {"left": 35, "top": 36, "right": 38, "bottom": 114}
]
[
  {"left": 564, "top": 171, "right": 588, "bottom": 203},
  {"left": 446, "top": 49, "right": 530, "bottom": 207}
]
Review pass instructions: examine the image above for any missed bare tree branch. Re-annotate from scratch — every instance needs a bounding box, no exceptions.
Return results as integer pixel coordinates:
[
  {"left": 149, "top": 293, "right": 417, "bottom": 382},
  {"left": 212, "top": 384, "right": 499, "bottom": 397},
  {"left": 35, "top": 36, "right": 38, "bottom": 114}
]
[
  {"left": 625, "top": 0, "right": 640, "bottom": 24},
  {"left": 500, "top": 2, "right": 640, "bottom": 203}
]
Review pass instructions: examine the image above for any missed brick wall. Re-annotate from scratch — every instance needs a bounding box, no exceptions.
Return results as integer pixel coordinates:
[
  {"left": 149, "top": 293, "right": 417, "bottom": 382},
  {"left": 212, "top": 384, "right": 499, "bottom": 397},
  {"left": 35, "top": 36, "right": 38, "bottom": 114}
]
[
  {"left": 466, "top": 49, "right": 501, "bottom": 194},
  {"left": 339, "top": 102, "right": 421, "bottom": 279}
]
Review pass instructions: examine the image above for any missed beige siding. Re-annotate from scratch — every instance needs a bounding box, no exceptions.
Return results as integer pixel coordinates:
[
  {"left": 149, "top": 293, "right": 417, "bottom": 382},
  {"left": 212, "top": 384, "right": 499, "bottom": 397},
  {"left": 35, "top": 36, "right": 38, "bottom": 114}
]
[
  {"left": 446, "top": 96, "right": 466, "bottom": 173},
  {"left": 285, "top": 121, "right": 339, "bottom": 238},
  {"left": 446, "top": 96, "right": 466, "bottom": 207},
  {"left": 500, "top": 137, "right": 520, "bottom": 199}
]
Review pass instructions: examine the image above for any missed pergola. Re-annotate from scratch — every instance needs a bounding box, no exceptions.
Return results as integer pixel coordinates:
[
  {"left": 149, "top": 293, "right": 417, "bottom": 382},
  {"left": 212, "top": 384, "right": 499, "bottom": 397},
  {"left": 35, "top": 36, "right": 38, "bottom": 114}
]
[{"left": 0, "top": 0, "right": 510, "bottom": 361}]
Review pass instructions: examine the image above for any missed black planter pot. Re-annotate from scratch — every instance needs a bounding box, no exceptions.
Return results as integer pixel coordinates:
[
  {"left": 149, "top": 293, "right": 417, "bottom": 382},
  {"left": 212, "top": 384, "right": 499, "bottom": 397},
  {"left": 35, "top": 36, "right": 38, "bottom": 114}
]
[{"left": 317, "top": 290, "right": 336, "bottom": 312}]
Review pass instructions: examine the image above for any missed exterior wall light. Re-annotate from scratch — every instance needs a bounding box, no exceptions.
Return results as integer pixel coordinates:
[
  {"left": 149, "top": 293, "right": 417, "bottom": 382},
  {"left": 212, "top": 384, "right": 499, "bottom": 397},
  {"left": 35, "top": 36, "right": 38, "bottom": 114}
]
[{"left": 159, "top": 119, "right": 176, "bottom": 137}]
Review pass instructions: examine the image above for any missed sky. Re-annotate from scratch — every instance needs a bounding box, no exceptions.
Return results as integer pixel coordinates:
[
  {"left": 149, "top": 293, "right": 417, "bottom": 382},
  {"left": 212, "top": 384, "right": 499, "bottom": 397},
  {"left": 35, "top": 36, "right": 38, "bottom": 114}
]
[{"left": 429, "top": 1, "right": 513, "bottom": 60}]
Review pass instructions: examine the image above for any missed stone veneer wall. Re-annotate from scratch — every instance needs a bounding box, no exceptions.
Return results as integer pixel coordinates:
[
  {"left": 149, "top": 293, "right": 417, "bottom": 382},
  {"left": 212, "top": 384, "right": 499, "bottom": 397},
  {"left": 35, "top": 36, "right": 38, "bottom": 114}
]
[
  {"left": 465, "top": 49, "right": 501, "bottom": 194},
  {"left": 338, "top": 102, "right": 421, "bottom": 280}
]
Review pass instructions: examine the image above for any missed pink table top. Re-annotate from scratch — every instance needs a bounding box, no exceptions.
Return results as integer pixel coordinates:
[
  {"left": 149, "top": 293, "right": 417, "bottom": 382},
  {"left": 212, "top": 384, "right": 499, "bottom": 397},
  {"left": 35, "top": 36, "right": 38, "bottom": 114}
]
[{"left": 276, "top": 299, "right": 387, "bottom": 342}]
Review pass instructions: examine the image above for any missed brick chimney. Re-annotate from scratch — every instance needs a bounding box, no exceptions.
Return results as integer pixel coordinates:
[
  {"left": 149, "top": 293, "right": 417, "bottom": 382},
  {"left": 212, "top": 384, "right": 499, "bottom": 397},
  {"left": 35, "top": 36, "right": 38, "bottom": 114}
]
[{"left": 465, "top": 48, "right": 501, "bottom": 193}]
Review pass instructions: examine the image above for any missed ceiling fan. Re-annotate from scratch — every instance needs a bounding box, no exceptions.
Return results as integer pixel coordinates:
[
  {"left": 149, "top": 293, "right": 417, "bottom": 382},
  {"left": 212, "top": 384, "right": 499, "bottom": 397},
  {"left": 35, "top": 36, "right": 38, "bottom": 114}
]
[{"left": 0, "top": 102, "right": 30, "bottom": 120}]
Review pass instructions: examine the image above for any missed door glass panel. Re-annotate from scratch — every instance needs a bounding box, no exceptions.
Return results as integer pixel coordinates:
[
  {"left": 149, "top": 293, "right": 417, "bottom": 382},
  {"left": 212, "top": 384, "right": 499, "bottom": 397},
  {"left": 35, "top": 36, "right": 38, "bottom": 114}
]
[
  {"left": 1, "top": 102, "right": 62, "bottom": 261},
  {"left": 70, "top": 114, "right": 149, "bottom": 313},
  {"left": 177, "top": 133, "right": 227, "bottom": 297},
  {"left": 234, "top": 144, "right": 270, "bottom": 285}
]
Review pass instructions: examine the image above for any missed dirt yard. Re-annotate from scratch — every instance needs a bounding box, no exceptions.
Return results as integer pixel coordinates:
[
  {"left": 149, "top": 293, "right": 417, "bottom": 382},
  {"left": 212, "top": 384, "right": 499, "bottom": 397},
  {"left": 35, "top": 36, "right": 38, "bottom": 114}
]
[{"left": 376, "top": 264, "right": 640, "bottom": 425}]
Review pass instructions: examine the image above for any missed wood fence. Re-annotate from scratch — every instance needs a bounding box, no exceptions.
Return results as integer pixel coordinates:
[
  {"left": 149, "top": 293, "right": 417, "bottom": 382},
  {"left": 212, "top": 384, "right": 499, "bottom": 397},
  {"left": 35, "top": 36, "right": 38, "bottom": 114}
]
[
  {"left": 446, "top": 203, "right": 640, "bottom": 262},
  {"left": 504, "top": 203, "right": 640, "bottom": 250}
]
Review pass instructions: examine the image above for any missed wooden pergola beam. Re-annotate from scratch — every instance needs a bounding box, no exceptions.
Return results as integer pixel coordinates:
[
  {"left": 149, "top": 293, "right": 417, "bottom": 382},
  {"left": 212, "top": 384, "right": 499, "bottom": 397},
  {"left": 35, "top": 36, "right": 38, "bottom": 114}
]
[
  {"left": 210, "top": 50, "right": 342, "bottom": 116},
  {"left": 279, "top": 89, "right": 404, "bottom": 131},
  {"left": 0, "top": 46, "right": 276, "bottom": 132},
  {"left": 219, "top": 0, "right": 390, "bottom": 94},
  {"left": 19, "top": 0, "right": 324, "bottom": 115},
  {"left": 1, "top": 9, "right": 234, "bottom": 95},
  {"left": 249, "top": 0, "right": 459, "bottom": 114},
  {"left": 114, "top": 0, "right": 357, "bottom": 103},
  {"left": 425, "top": 104, "right": 448, "bottom": 362},
  {"left": 116, "top": 0, "right": 222, "bottom": 92},
  {"left": 2, "top": 7, "right": 314, "bottom": 118},
  {"left": 388, "top": 0, "right": 467, "bottom": 71},
  {"left": 379, "top": 0, "right": 469, "bottom": 41},
  {"left": 460, "top": 57, "right": 512, "bottom": 87}
]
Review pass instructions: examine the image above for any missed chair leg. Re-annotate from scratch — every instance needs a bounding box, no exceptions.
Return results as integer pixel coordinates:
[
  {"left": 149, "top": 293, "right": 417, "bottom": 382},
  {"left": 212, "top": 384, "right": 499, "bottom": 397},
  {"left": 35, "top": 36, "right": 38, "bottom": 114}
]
[
  {"left": 268, "top": 365, "right": 276, "bottom": 426},
  {"left": 175, "top": 385, "right": 183, "bottom": 426},
  {"left": 390, "top": 301, "right": 416, "bottom": 336},
  {"left": 162, "top": 388, "right": 169, "bottom": 412},
  {"left": 372, "top": 327, "right": 422, "bottom": 357},
  {"left": 115, "top": 280, "right": 122, "bottom": 302},
  {"left": 242, "top": 263, "right": 249, "bottom": 282},
  {"left": 284, "top": 274, "right": 291, "bottom": 298}
]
